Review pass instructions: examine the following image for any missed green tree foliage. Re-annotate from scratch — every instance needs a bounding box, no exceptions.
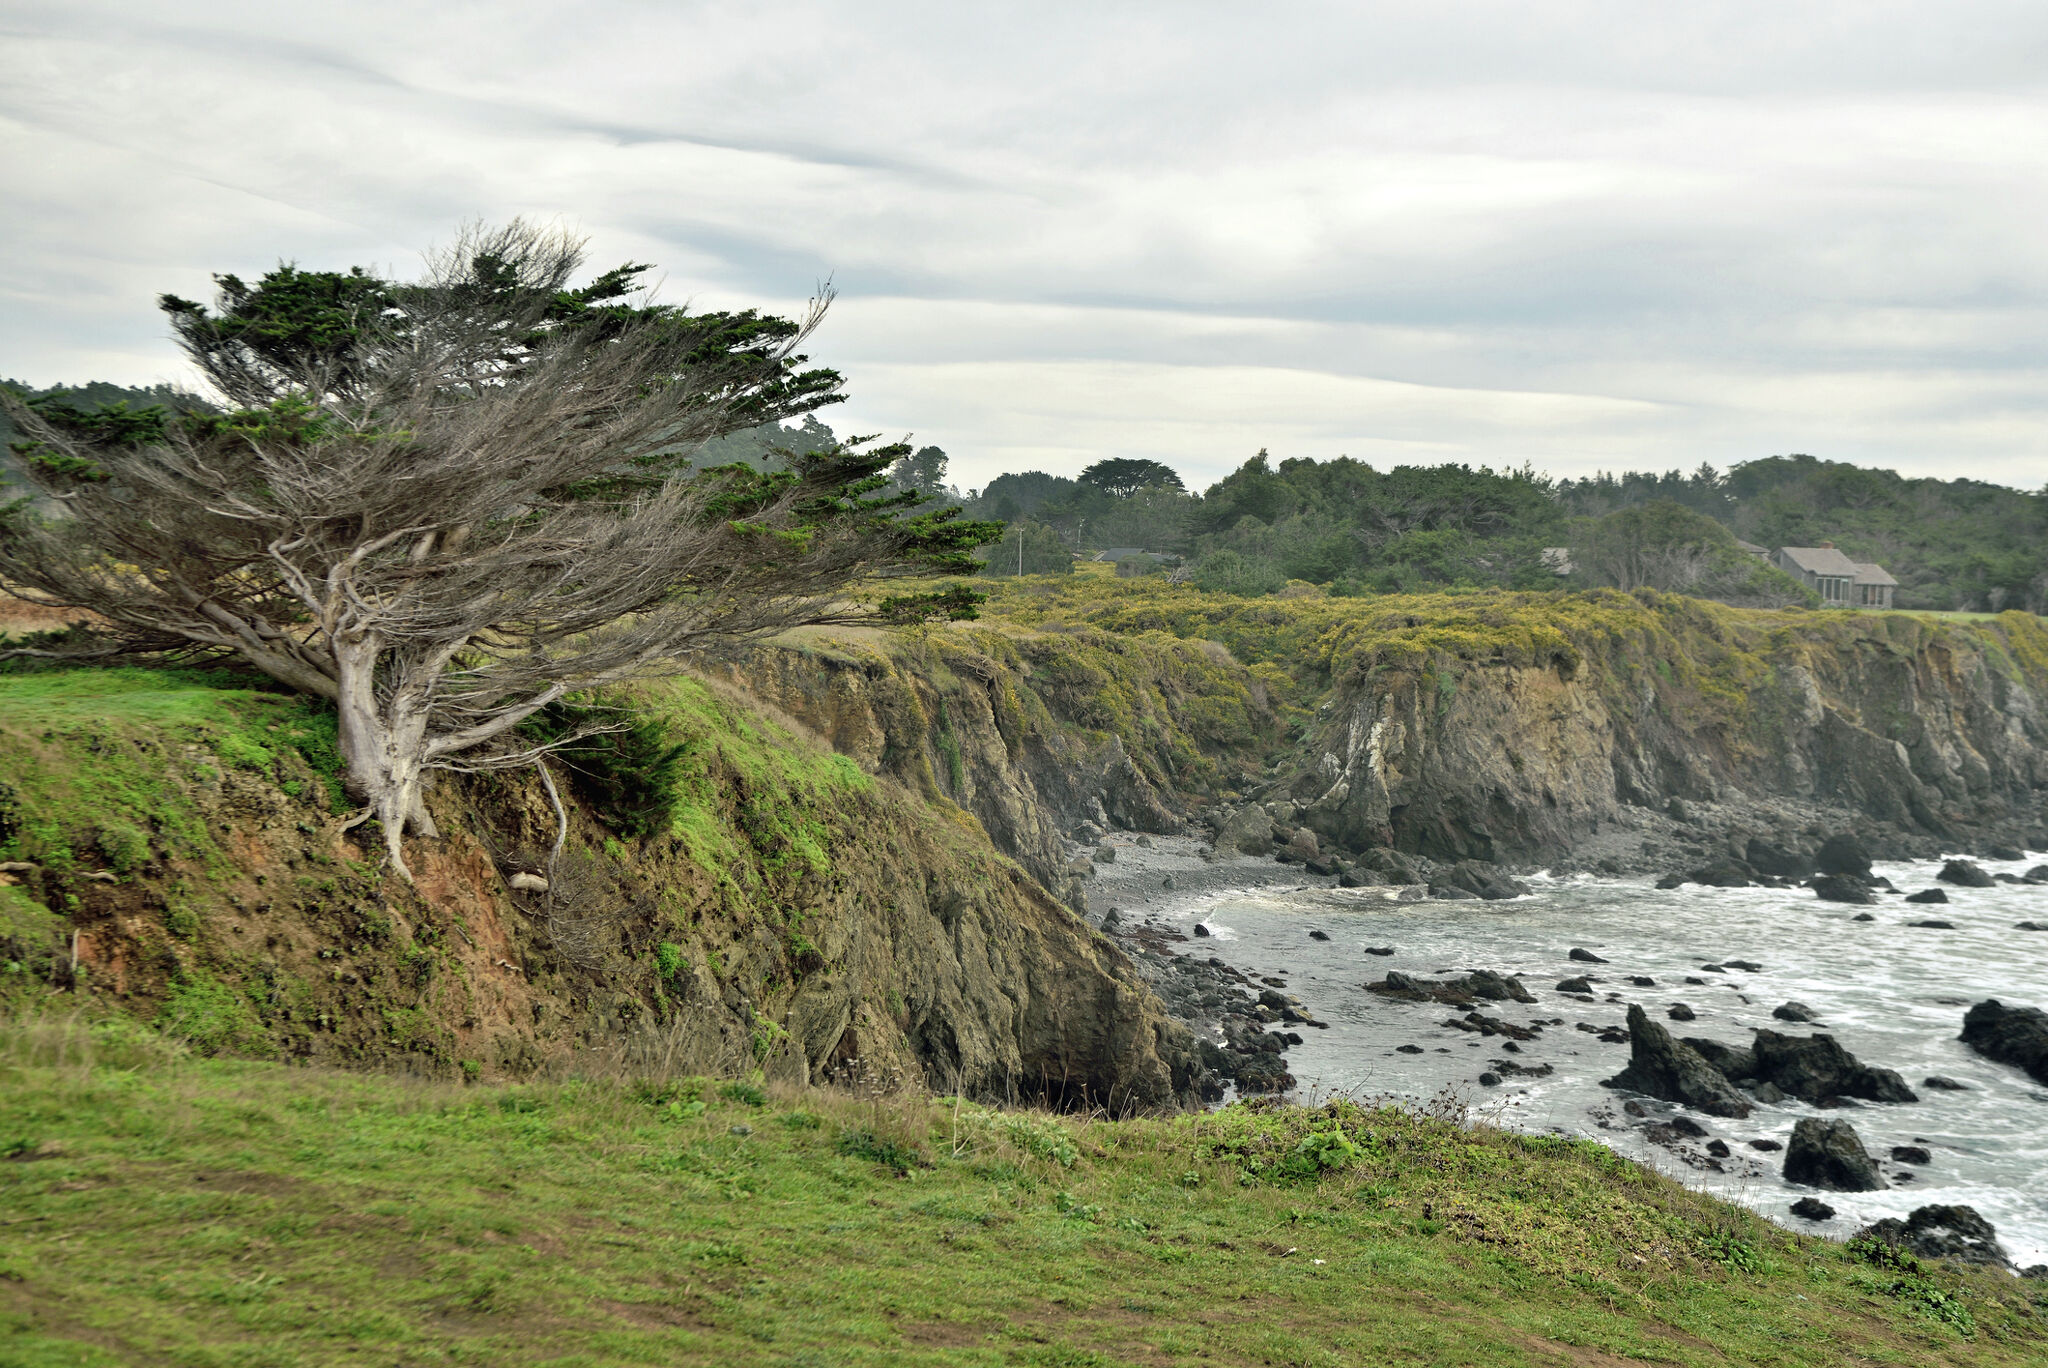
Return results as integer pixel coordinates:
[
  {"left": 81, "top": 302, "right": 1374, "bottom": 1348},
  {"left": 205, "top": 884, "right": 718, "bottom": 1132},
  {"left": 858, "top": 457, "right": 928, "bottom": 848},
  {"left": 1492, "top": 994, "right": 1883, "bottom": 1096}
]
[
  {"left": 978, "top": 520, "right": 1073, "bottom": 576},
  {"left": 1077, "top": 456, "right": 1183, "bottom": 497},
  {"left": 0, "top": 221, "right": 1001, "bottom": 877},
  {"left": 1571, "top": 501, "right": 1814, "bottom": 607},
  {"left": 886, "top": 444, "right": 952, "bottom": 501},
  {"left": 1560, "top": 455, "right": 2048, "bottom": 612},
  {"left": 1191, "top": 549, "right": 1284, "bottom": 596}
]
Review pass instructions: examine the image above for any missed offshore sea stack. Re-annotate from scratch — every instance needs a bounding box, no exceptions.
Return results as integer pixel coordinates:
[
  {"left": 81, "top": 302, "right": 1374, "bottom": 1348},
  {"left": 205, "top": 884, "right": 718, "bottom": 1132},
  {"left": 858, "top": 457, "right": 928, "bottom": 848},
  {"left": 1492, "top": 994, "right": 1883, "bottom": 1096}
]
[
  {"left": 1961, "top": 1000, "right": 2048, "bottom": 1086},
  {"left": 1602, "top": 1005, "right": 1752, "bottom": 1118}
]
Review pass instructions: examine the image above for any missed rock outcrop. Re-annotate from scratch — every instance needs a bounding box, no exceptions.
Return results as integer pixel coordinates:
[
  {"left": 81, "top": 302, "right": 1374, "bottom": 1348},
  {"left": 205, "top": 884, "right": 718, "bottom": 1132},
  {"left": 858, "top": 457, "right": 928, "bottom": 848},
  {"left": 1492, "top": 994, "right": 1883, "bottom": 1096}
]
[
  {"left": 1856, "top": 1205, "right": 2011, "bottom": 1269},
  {"left": 1263, "top": 596, "right": 2048, "bottom": 867},
  {"left": 726, "top": 625, "right": 1282, "bottom": 898},
  {"left": 1784, "top": 1118, "right": 1886, "bottom": 1192},
  {"left": 1603, "top": 1005, "right": 1752, "bottom": 1118},
  {"left": 1961, "top": 999, "right": 2048, "bottom": 1086}
]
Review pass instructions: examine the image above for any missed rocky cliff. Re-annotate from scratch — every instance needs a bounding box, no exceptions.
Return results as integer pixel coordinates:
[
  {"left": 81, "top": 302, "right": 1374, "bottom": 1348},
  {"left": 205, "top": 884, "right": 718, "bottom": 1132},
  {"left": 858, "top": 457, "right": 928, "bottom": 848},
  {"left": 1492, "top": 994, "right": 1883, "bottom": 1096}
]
[
  {"left": 720, "top": 622, "right": 1282, "bottom": 897},
  {"left": 926, "top": 581, "right": 2048, "bottom": 873},
  {"left": 1259, "top": 594, "right": 2048, "bottom": 866},
  {"left": 0, "top": 669, "right": 1209, "bottom": 1106}
]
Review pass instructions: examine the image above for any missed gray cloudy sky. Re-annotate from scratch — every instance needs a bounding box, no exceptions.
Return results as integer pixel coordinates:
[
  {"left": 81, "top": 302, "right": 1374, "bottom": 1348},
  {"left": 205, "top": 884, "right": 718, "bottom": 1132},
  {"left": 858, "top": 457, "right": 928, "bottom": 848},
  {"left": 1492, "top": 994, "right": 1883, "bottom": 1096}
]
[{"left": 5, "top": 1, "right": 2048, "bottom": 490}]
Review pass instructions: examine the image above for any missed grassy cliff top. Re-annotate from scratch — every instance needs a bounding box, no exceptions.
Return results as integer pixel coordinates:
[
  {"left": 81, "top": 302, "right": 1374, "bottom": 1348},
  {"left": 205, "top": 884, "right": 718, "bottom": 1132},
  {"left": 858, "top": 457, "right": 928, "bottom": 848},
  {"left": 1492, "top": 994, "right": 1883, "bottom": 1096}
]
[
  {"left": 2, "top": 1013, "right": 2039, "bottom": 1367},
  {"left": 969, "top": 577, "right": 2048, "bottom": 719}
]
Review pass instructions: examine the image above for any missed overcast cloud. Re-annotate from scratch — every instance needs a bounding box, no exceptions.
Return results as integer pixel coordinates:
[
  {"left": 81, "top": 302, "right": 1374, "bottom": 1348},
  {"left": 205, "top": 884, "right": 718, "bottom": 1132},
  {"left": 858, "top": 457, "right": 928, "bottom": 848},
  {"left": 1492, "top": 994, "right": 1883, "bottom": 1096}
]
[{"left": 5, "top": 1, "right": 2047, "bottom": 489}]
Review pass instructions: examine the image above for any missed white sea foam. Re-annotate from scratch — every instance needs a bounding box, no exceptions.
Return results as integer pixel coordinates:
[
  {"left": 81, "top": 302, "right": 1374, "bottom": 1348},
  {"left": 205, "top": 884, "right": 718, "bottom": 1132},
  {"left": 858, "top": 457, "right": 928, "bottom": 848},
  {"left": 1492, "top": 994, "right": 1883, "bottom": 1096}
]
[{"left": 1167, "top": 854, "right": 2048, "bottom": 1267}]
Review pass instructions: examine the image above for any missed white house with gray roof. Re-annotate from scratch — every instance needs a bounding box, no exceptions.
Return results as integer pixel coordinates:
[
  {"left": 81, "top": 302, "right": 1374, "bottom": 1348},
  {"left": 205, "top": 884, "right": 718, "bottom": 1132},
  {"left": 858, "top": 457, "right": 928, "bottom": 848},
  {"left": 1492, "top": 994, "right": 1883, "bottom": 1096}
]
[{"left": 1774, "top": 543, "right": 1896, "bottom": 609}]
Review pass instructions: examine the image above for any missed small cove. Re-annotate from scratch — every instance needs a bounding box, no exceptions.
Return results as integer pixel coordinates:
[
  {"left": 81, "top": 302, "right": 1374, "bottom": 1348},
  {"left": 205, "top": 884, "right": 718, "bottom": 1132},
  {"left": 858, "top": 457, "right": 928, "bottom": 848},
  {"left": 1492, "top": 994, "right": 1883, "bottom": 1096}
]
[{"left": 1111, "top": 841, "right": 2048, "bottom": 1267}]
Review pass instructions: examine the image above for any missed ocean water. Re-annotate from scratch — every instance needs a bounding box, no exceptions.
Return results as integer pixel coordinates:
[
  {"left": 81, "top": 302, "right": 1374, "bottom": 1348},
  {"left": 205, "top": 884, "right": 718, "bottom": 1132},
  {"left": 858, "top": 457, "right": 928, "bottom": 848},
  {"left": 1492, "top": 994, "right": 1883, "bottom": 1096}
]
[{"left": 1161, "top": 852, "right": 2048, "bottom": 1267}]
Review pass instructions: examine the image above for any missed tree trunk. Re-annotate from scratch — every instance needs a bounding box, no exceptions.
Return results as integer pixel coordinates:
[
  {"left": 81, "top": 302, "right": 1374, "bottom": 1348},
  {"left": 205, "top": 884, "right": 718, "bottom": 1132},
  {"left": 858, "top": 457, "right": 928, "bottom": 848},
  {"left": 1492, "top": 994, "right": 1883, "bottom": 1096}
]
[{"left": 332, "top": 635, "right": 437, "bottom": 881}]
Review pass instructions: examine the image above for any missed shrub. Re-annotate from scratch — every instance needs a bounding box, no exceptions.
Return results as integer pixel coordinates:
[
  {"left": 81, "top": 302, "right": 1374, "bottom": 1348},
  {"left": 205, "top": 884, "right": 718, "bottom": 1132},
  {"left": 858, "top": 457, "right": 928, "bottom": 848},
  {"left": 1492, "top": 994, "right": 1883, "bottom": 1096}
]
[
  {"left": 834, "top": 1125, "right": 928, "bottom": 1175},
  {"left": 1192, "top": 550, "right": 1285, "bottom": 597},
  {"left": 154, "top": 972, "right": 266, "bottom": 1057}
]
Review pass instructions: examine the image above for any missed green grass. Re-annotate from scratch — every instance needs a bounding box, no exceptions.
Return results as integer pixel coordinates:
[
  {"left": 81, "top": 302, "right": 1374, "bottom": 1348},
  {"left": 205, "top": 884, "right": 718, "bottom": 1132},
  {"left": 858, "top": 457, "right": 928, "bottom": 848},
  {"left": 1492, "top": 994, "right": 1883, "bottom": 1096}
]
[
  {"left": 2, "top": 1014, "right": 2040, "bottom": 1367},
  {"left": 0, "top": 667, "right": 347, "bottom": 878}
]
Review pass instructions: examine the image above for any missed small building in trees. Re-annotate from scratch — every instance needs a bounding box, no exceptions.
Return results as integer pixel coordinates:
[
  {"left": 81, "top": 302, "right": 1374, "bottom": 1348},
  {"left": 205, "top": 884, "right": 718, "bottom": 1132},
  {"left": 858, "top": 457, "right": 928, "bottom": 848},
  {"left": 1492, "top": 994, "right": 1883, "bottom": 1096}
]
[
  {"left": 1774, "top": 543, "right": 1895, "bottom": 609},
  {"left": 1847, "top": 560, "right": 1897, "bottom": 608}
]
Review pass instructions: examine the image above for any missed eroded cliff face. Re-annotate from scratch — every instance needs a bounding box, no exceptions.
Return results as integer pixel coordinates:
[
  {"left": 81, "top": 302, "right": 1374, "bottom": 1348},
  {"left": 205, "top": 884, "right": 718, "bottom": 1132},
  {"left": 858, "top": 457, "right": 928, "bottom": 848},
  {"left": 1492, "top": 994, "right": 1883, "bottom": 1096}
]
[
  {"left": 0, "top": 672, "right": 1209, "bottom": 1107},
  {"left": 1284, "top": 602, "right": 2048, "bottom": 864},
  {"left": 721, "top": 624, "right": 1282, "bottom": 895}
]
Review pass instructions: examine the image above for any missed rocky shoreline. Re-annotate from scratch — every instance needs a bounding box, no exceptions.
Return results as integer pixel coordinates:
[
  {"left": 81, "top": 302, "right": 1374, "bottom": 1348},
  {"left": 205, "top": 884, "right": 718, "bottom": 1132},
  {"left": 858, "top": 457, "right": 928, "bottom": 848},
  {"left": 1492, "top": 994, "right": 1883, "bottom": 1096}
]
[{"left": 1080, "top": 818, "right": 2048, "bottom": 1273}]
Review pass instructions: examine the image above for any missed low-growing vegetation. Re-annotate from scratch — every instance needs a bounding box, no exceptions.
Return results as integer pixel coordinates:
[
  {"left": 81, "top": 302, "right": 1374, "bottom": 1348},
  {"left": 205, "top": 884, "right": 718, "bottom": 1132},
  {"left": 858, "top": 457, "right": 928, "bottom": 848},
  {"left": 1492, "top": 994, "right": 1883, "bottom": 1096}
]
[{"left": 1, "top": 1010, "right": 2040, "bottom": 1366}]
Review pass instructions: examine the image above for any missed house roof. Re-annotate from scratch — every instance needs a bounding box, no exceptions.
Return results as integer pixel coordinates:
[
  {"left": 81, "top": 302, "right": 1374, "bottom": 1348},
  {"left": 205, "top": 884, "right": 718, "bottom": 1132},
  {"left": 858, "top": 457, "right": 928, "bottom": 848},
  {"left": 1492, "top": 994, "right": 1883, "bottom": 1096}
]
[
  {"left": 1778, "top": 545, "right": 1862, "bottom": 577},
  {"left": 1850, "top": 561, "right": 1898, "bottom": 587}
]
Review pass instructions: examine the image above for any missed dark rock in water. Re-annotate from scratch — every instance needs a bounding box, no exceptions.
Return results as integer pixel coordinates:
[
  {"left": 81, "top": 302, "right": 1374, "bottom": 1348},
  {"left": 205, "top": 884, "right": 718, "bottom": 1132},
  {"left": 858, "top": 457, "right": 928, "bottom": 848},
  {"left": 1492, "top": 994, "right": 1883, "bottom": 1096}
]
[
  {"left": 1568, "top": 947, "right": 1608, "bottom": 963},
  {"left": 1440, "top": 860, "right": 1531, "bottom": 901},
  {"left": 1461, "top": 969, "right": 1537, "bottom": 1003},
  {"left": 1668, "top": 1116, "right": 1709, "bottom": 1138},
  {"left": 1430, "top": 884, "right": 1481, "bottom": 901},
  {"left": 1603, "top": 1005, "right": 1752, "bottom": 1118},
  {"left": 1747, "top": 1081, "right": 1788, "bottom": 1104},
  {"left": 1890, "top": 1145, "right": 1932, "bottom": 1165},
  {"left": 1790, "top": 1197, "right": 1837, "bottom": 1221},
  {"left": 1772, "top": 1002, "right": 1820, "bottom": 1023},
  {"left": 1903, "top": 888, "right": 1948, "bottom": 904},
  {"left": 1192, "top": 923, "right": 1211, "bottom": 938},
  {"left": 2016, "top": 921, "right": 2048, "bottom": 932},
  {"left": 1478, "top": 1072, "right": 1501, "bottom": 1087},
  {"left": 1655, "top": 874, "right": 1686, "bottom": 890},
  {"left": 1813, "top": 874, "right": 1875, "bottom": 905},
  {"left": 1937, "top": 858, "right": 1994, "bottom": 888},
  {"left": 1688, "top": 862, "right": 1752, "bottom": 888},
  {"left": 1921, "top": 1075, "right": 1968, "bottom": 1091},
  {"left": 1749, "top": 1138, "right": 1783, "bottom": 1152},
  {"left": 1395, "top": 1044, "right": 1424, "bottom": 1054},
  {"left": 1960, "top": 999, "right": 2048, "bottom": 1085},
  {"left": 1308, "top": 930, "right": 1331, "bottom": 941},
  {"left": 1706, "top": 1139, "right": 1730, "bottom": 1158},
  {"left": 1816, "top": 835, "right": 1873, "bottom": 880},
  {"left": 1751, "top": 1029, "right": 1919, "bottom": 1105},
  {"left": 1855, "top": 1204, "right": 2010, "bottom": 1269},
  {"left": 1623, "top": 1100, "right": 1647, "bottom": 1117},
  {"left": 1908, "top": 919, "right": 1956, "bottom": 930},
  {"left": 1667, "top": 1003, "right": 1696, "bottom": 1021},
  {"left": 1556, "top": 977, "right": 1595, "bottom": 994},
  {"left": 1682, "top": 1037, "right": 1758, "bottom": 1080},
  {"left": 1305, "top": 857, "right": 1339, "bottom": 877},
  {"left": 1852, "top": 913, "right": 1875, "bottom": 922},
  {"left": 2024, "top": 864, "right": 2048, "bottom": 883},
  {"left": 1784, "top": 1117, "right": 1886, "bottom": 1191},
  {"left": 1627, "top": 975, "right": 1656, "bottom": 987},
  {"left": 1367, "top": 969, "right": 1534, "bottom": 1006},
  {"left": 1721, "top": 960, "right": 1763, "bottom": 973},
  {"left": 1363, "top": 945, "right": 1396, "bottom": 956},
  {"left": 1987, "top": 843, "right": 2024, "bottom": 861},
  {"left": 1747, "top": 838, "right": 1814, "bottom": 880}
]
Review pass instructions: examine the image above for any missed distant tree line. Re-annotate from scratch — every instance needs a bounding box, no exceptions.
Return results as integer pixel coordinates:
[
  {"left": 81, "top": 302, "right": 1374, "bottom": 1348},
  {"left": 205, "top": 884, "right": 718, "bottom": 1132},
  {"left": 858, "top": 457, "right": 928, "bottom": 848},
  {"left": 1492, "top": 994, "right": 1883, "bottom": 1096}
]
[{"left": 8, "top": 375, "right": 2043, "bottom": 612}]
